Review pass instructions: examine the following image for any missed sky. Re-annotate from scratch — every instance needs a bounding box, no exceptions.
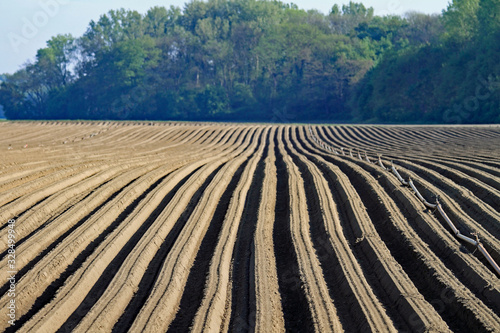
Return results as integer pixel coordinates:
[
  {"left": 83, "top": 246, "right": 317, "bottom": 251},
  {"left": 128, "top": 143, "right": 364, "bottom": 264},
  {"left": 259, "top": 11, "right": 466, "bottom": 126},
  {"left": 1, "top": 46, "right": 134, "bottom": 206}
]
[{"left": 0, "top": 0, "right": 451, "bottom": 75}]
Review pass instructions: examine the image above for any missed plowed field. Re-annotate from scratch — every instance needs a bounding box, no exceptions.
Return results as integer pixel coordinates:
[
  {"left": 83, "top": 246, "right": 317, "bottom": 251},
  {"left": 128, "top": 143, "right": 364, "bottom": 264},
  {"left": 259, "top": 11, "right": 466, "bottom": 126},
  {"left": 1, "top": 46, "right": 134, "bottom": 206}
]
[{"left": 1, "top": 121, "right": 499, "bottom": 332}]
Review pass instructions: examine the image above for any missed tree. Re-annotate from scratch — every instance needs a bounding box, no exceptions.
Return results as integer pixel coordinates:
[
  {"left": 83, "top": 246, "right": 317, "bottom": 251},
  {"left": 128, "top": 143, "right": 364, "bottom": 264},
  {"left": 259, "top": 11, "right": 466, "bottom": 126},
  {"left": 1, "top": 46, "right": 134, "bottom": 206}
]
[
  {"left": 1, "top": 0, "right": 497, "bottom": 123},
  {"left": 403, "top": 12, "right": 444, "bottom": 45},
  {"left": 35, "top": 34, "right": 76, "bottom": 87},
  {"left": 0, "top": 66, "right": 49, "bottom": 119},
  {"left": 0, "top": 34, "right": 77, "bottom": 119},
  {"left": 477, "top": 0, "right": 500, "bottom": 36},
  {"left": 442, "top": 0, "right": 480, "bottom": 43},
  {"left": 144, "top": 6, "right": 181, "bottom": 38},
  {"left": 329, "top": 2, "right": 374, "bottom": 35}
]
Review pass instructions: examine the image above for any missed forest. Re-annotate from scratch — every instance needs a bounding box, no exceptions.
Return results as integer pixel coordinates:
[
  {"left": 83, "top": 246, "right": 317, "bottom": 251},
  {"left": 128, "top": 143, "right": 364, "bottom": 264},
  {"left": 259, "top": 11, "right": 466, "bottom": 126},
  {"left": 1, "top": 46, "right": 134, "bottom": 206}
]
[{"left": 0, "top": 0, "right": 498, "bottom": 123}]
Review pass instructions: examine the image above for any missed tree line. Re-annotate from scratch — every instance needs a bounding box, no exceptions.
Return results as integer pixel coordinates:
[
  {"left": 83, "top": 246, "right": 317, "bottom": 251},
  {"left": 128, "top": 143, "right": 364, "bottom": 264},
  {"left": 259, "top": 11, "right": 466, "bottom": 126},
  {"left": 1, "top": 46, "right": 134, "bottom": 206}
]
[{"left": 0, "top": 0, "right": 498, "bottom": 123}]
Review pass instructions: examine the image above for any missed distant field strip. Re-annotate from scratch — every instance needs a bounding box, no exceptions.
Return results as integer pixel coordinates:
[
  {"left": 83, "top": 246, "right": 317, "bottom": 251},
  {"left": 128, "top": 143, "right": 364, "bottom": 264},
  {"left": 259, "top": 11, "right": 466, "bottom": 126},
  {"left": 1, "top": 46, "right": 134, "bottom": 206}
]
[{"left": 0, "top": 122, "right": 499, "bottom": 333}]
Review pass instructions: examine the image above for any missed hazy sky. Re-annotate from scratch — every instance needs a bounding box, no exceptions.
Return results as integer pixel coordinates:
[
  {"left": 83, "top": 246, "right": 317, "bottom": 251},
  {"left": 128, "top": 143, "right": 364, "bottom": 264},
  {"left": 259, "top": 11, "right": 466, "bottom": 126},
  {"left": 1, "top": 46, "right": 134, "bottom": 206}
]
[{"left": 0, "top": 0, "right": 451, "bottom": 75}]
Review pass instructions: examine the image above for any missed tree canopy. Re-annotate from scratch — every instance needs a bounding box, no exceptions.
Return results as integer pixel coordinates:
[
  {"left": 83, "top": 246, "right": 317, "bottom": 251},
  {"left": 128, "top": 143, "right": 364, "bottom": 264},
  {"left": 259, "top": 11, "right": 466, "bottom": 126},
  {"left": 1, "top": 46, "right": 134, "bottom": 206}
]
[{"left": 1, "top": 0, "right": 498, "bottom": 123}]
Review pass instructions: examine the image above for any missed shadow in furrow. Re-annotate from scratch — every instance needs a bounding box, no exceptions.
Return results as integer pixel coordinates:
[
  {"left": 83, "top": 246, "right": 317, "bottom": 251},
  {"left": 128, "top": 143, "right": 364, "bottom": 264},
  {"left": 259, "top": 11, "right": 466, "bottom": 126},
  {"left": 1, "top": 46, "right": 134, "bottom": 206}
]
[
  {"left": 228, "top": 131, "right": 268, "bottom": 332},
  {"left": 0, "top": 179, "right": 113, "bottom": 261},
  {"left": 166, "top": 160, "right": 252, "bottom": 332},
  {"left": 56, "top": 166, "right": 203, "bottom": 332},
  {"left": 0, "top": 195, "right": 51, "bottom": 232},
  {"left": 294, "top": 129, "right": 414, "bottom": 331},
  {"left": 283, "top": 128, "right": 363, "bottom": 332},
  {"left": 111, "top": 163, "right": 226, "bottom": 332},
  {"left": 165, "top": 129, "right": 259, "bottom": 331},
  {"left": 304, "top": 129, "right": 490, "bottom": 333},
  {"left": 272, "top": 130, "right": 314, "bottom": 333},
  {"left": 7, "top": 172, "right": 174, "bottom": 333},
  {"left": 0, "top": 178, "right": 136, "bottom": 299}
]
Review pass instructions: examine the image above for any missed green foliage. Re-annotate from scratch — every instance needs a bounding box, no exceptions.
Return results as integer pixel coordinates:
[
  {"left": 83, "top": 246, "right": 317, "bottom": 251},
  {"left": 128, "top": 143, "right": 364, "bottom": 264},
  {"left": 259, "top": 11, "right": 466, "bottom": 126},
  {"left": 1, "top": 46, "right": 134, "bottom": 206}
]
[
  {"left": 442, "top": 0, "right": 479, "bottom": 43},
  {"left": 329, "top": 2, "right": 374, "bottom": 35},
  {"left": 477, "top": 0, "right": 500, "bottom": 36},
  {"left": 0, "top": 0, "right": 498, "bottom": 123},
  {"left": 351, "top": 0, "right": 500, "bottom": 124}
]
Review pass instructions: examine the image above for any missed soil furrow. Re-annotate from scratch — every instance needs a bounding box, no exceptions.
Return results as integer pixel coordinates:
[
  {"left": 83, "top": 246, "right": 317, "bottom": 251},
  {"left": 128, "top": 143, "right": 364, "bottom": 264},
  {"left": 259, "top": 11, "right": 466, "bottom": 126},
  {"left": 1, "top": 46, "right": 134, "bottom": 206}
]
[
  {"left": 126, "top": 127, "right": 260, "bottom": 332},
  {"left": 190, "top": 128, "right": 267, "bottom": 332},
  {"left": 252, "top": 126, "right": 285, "bottom": 333},
  {"left": 284, "top": 127, "right": 398, "bottom": 332},
  {"left": 19, "top": 127, "right": 252, "bottom": 333},
  {"left": 1, "top": 122, "right": 499, "bottom": 333},
  {"left": 60, "top": 165, "right": 202, "bottom": 332},
  {"left": 302, "top": 127, "right": 457, "bottom": 332},
  {"left": 278, "top": 127, "right": 343, "bottom": 332},
  {"left": 227, "top": 129, "right": 269, "bottom": 332},
  {"left": 272, "top": 127, "right": 314, "bottom": 332},
  {"left": 311, "top": 127, "right": 500, "bottom": 332}
]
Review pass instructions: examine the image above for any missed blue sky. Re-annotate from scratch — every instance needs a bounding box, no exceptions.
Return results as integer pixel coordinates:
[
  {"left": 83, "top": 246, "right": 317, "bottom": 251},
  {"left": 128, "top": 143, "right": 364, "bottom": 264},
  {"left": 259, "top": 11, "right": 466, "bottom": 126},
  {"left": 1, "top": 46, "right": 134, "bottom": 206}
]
[{"left": 0, "top": 0, "right": 451, "bottom": 75}]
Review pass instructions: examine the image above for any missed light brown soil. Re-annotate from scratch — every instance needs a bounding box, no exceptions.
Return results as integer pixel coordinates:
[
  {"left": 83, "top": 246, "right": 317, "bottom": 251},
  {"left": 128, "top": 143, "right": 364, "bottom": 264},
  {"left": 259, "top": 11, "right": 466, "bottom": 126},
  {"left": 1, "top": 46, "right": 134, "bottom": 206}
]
[{"left": 0, "top": 121, "right": 499, "bottom": 333}]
